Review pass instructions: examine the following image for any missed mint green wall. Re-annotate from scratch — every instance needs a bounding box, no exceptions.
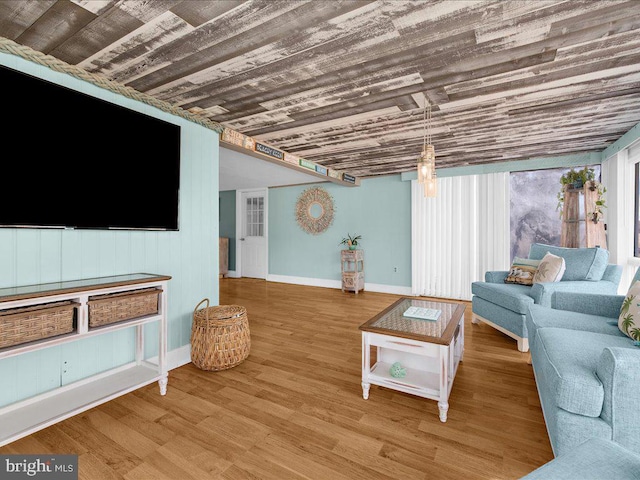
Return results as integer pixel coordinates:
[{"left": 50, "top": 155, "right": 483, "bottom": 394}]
[
  {"left": 269, "top": 175, "right": 411, "bottom": 286},
  {"left": 219, "top": 190, "right": 236, "bottom": 270},
  {"left": 0, "top": 53, "right": 219, "bottom": 407}
]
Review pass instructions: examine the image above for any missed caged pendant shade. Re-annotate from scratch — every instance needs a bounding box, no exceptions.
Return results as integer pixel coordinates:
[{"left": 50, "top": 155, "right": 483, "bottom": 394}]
[{"left": 417, "top": 102, "right": 437, "bottom": 197}]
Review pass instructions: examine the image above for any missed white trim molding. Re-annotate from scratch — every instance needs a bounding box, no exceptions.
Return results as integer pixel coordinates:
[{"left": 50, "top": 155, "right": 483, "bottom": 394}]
[
  {"left": 266, "top": 274, "right": 412, "bottom": 296},
  {"left": 225, "top": 270, "right": 240, "bottom": 278}
]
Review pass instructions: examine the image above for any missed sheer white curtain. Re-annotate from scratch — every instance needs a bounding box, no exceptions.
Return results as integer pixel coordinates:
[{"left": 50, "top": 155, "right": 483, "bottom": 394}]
[
  {"left": 601, "top": 141, "right": 640, "bottom": 293},
  {"left": 412, "top": 172, "right": 510, "bottom": 300}
]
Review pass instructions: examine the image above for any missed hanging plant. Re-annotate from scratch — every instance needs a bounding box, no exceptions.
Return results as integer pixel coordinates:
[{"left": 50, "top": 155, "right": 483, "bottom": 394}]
[{"left": 588, "top": 183, "right": 607, "bottom": 223}]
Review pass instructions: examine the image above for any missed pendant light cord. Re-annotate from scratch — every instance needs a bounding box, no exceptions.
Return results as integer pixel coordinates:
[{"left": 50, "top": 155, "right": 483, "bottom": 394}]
[{"left": 422, "top": 102, "right": 427, "bottom": 151}]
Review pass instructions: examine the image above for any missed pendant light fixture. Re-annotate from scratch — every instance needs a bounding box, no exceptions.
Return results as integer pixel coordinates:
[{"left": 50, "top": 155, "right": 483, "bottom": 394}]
[{"left": 416, "top": 101, "right": 437, "bottom": 197}]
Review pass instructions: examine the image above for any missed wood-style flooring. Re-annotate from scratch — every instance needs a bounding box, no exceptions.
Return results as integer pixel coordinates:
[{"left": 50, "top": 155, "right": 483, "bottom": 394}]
[{"left": 0, "top": 278, "right": 553, "bottom": 479}]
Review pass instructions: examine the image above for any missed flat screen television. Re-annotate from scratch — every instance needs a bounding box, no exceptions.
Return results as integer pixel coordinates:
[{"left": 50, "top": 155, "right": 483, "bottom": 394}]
[{"left": 1, "top": 64, "right": 181, "bottom": 230}]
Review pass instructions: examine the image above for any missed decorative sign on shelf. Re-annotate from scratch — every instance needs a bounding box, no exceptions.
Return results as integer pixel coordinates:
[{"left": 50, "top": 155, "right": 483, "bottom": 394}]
[
  {"left": 284, "top": 152, "right": 300, "bottom": 165},
  {"left": 295, "top": 187, "right": 335, "bottom": 235},
  {"left": 221, "top": 128, "right": 255, "bottom": 150},
  {"left": 299, "top": 158, "right": 316, "bottom": 170},
  {"left": 255, "top": 142, "right": 284, "bottom": 160},
  {"left": 315, "top": 165, "right": 328, "bottom": 175},
  {"left": 342, "top": 173, "right": 356, "bottom": 184},
  {"left": 221, "top": 128, "right": 246, "bottom": 147},
  {"left": 328, "top": 169, "right": 342, "bottom": 180}
]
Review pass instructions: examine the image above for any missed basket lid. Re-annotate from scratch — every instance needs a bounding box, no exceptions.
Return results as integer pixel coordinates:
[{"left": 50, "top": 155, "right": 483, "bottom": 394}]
[{"left": 194, "top": 304, "right": 246, "bottom": 322}]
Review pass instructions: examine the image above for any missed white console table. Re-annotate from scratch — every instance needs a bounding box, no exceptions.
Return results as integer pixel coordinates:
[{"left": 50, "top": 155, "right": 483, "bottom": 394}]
[{"left": 0, "top": 273, "right": 170, "bottom": 446}]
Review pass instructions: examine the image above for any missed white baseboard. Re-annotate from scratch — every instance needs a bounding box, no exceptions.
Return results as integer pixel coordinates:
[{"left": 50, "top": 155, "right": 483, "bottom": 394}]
[
  {"left": 225, "top": 270, "right": 240, "bottom": 278},
  {"left": 267, "top": 274, "right": 341, "bottom": 289},
  {"left": 365, "top": 282, "right": 413, "bottom": 296},
  {"left": 266, "top": 274, "right": 412, "bottom": 296}
]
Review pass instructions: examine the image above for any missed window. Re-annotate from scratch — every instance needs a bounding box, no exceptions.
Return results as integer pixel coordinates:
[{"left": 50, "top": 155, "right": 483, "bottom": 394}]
[
  {"left": 245, "top": 196, "right": 264, "bottom": 237},
  {"left": 510, "top": 165, "right": 600, "bottom": 260}
]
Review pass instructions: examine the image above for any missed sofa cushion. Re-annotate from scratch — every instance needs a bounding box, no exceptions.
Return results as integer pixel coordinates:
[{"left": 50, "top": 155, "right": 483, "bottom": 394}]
[
  {"left": 534, "top": 328, "right": 635, "bottom": 417},
  {"left": 533, "top": 252, "right": 565, "bottom": 283},
  {"left": 505, "top": 257, "right": 540, "bottom": 286},
  {"left": 618, "top": 280, "right": 640, "bottom": 341},
  {"left": 471, "top": 281, "right": 534, "bottom": 314},
  {"left": 472, "top": 296, "right": 528, "bottom": 338},
  {"left": 521, "top": 438, "right": 640, "bottom": 480},
  {"left": 527, "top": 304, "right": 625, "bottom": 350},
  {"left": 528, "top": 243, "right": 609, "bottom": 281}
]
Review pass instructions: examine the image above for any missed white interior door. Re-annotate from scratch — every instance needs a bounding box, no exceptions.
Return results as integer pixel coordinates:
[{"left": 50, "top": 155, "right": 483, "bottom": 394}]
[{"left": 238, "top": 189, "right": 267, "bottom": 279}]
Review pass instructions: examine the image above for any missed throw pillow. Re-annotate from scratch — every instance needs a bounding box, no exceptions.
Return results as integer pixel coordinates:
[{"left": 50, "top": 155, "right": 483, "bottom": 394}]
[
  {"left": 533, "top": 252, "right": 566, "bottom": 283},
  {"left": 528, "top": 243, "right": 609, "bottom": 281},
  {"left": 505, "top": 257, "right": 540, "bottom": 286},
  {"left": 619, "top": 280, "right": 640, "bottom": 342}
]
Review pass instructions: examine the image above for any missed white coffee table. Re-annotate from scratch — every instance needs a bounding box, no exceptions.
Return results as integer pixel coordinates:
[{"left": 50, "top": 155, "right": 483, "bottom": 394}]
[{"left": 359, "top": 297, "right": 465, "bottom": 422}]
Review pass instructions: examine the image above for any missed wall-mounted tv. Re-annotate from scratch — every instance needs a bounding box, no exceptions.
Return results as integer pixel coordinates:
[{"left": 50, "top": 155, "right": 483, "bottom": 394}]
[{"left": 1, "top": 64, "right": 181, "bottom": 231}]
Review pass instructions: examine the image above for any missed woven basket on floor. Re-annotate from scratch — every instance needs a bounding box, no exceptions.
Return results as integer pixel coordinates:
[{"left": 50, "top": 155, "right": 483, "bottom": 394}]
[{"left": 190, "top": 299, "right": 251, "bottom": 371}]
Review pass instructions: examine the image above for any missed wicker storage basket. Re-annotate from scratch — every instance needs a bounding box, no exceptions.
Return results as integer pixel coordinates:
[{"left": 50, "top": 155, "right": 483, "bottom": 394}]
[
  {"left": 191, "top": 299, "right": 251, "bottom": 371},
  {"left": 0, "top": 300, "right": 78, "bottom": 349},
  {"left": 88, "top": 287, "right": 161, "bottom": 328}
]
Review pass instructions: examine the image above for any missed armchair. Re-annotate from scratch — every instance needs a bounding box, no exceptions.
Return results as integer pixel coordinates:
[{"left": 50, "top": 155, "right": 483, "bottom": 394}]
[{"left": 471, "top": 243, "right": 622, "bottom": 352}]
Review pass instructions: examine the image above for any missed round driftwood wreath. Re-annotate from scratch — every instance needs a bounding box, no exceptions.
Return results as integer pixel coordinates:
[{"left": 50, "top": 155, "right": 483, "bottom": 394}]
[{"left": 296, "top": 187, "right": 335, "bottom": 235}]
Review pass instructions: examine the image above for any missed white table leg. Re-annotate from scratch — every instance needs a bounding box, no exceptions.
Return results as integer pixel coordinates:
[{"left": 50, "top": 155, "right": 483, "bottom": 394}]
[
  {"left": 439, "top": 344, "right": 449, "bottom": 422},
  {"left": 158, "top": 374, "right": 168, "bottom": 396},
  {"left": 362, "top": 382, "right": 370, "bottom": 400},
  {"left": 362, "top": 332, "right": 371, "bottom": 400},
  {"left": 459, "top": 317, "right": 465, "bottom": 362},
  {"left": 438, "top": 401, "right": 449, "bottom": 422}
]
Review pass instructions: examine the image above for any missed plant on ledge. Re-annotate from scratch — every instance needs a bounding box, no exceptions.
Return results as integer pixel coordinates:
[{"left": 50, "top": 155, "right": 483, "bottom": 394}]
[
  {"left": 340, "top": 233, "right": 362, "bottom": 250},
  {"left": 556, "top": 167, "right": 604, "bottom": 219}
]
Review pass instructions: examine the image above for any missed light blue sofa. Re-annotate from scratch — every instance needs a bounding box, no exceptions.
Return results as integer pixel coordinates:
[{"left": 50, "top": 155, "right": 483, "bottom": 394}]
[
  {"left": 525, "top": 268, "right": 640, "bottom": 457},
  {"left": 471, "top": 244, "right": 622, "bottom": 352},
  {"left": 521, "top": 437, "right": 640, "bottom": 480}
]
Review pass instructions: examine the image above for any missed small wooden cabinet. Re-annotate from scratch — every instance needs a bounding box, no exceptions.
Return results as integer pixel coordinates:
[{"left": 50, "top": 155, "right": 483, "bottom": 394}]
[
  {"left": 341, "top": 249, "right": 364, "bottom": 294},
  {"left": 219, "top": 237, "right": 229, "bottom": 278}
]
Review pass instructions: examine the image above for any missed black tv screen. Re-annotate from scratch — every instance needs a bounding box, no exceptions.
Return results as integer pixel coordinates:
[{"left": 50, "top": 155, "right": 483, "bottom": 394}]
[{"left": 1, "top": 65, "right": 181, "bottom": 230}]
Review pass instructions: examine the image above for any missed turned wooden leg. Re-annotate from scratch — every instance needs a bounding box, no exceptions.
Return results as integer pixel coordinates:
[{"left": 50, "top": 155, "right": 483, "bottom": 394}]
[
  {"left": 438, "top": 402, "right": 449, "bottom": 422},
  {"left": 362, "top": 382, "right": 370, "bottom": 400},
  {"left": 158, "top": 375, "right": 168, "bottom": 395}
]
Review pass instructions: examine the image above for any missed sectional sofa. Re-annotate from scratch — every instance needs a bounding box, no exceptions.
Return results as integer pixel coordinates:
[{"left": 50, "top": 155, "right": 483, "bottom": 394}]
[
  {"left": 525, "top": 268, "right": 640, "bottom": 457},
  {"left": 471, "top": 244, "right": 622, "bottom": 351}
]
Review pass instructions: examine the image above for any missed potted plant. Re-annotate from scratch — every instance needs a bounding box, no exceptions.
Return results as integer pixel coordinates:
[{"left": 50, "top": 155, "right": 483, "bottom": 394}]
[
  {"left": 340, "top": 233, "right": 362, "bottom": 250},
  {"left": 559, "top": 167, "right": 595, "bottom": 190},
  {"left": 557, "top": 167, "right": 600, "bottom": 217},
  {"left": 588, "top": 183, "right": 607, "bottom": 223}
]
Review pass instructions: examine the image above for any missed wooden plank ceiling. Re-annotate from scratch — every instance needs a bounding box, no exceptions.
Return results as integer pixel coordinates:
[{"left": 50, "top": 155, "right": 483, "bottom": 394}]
[{"left": 2, "top": 0, "right": 640, "bottom": 177}]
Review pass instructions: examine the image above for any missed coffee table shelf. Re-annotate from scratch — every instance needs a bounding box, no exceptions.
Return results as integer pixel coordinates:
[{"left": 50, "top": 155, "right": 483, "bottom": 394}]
[
  {"left": 359, "top": 297, "right": 465, "bottom": 422},
  {"left": 369, "top": 361, "right": 441, "bottom": 397}
]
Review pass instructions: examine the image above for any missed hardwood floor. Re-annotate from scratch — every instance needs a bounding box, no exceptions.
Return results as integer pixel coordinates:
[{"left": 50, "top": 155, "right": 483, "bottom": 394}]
[{"left": 0, "top": 279, "right": 553, "bottom": 479}]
